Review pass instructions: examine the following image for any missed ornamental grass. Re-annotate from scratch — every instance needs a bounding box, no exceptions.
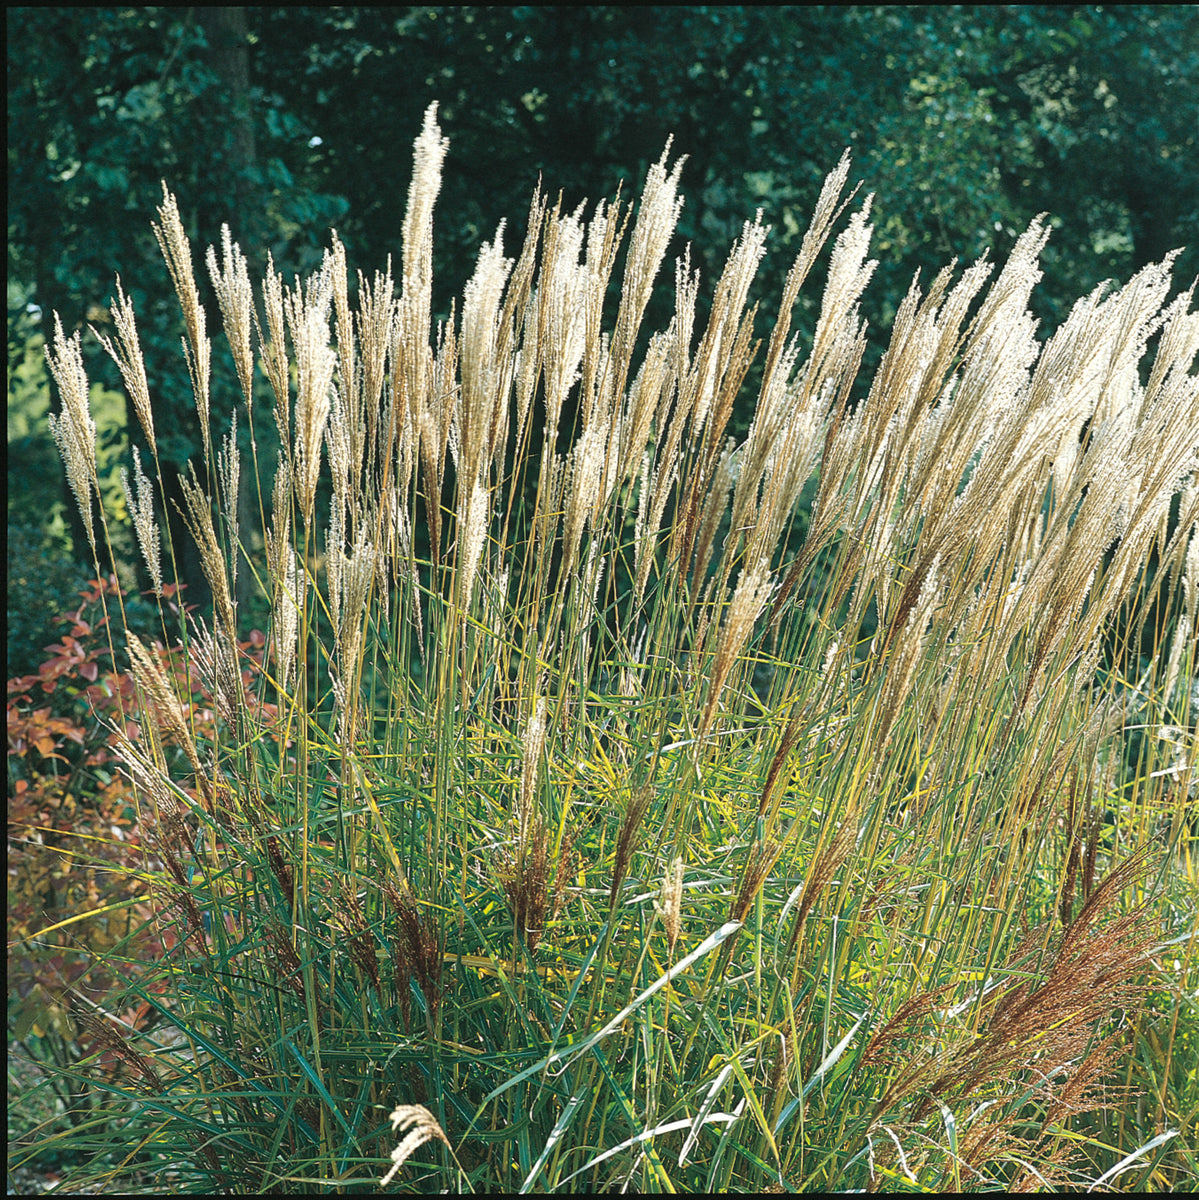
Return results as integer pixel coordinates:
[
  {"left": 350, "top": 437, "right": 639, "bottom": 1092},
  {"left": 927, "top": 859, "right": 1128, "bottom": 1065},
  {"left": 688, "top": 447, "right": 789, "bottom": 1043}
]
[{"left": 14, "top": 103, "right": 1197, "bottom": 1192}]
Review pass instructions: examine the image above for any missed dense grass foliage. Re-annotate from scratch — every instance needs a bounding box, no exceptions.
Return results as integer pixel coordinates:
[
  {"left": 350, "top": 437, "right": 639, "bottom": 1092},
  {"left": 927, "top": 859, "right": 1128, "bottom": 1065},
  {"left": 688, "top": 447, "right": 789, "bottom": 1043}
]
[{"left": 10, "top": 105, "right": 1197, "bottom": 1192}]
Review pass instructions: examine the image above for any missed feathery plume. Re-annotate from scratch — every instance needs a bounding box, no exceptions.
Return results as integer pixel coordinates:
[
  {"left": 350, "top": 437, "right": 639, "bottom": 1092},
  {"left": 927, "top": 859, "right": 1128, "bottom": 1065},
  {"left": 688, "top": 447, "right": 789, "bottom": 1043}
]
[
  {"left": 93, "top": 277, "right": 156, "bottom": 454},
  {"left": 153, "top": 185, "right": 212, "bottom": 468},
  {"left": 178, "top": 464, "right": 236, "bottom": 643},
  {"left": 45, "top": 316, "right": 99, "bottom": 554},
  {"left": 457, "top": 478, "right": 490, "bottom": 610},
  {"left": 401, "top": 104, "right": 449, "bottom": 307},
  {"left": 332, "top": 525, "right": 377, "bottom": 675},
  {"left": 287, "top": 262, "right": 337, "bottom": 520},
  {"left": 537, "top": 200, "right": 590, "bottom": 435},
  {"left": 188, "top": 615, "right": 244, "bottom": 735},
  {"left": 328, "top": 232, "right": 358, "bottom": 447},
  {"left": 457, "top": 224, "right": 513, "bottom": 487},
  {"left": 808, "top": 197, "right": 877, "bottom": 380},
  {"left": 217, "top": 412, "right": 241, "bottom": 599},
  {"left": 1162, "top": 531, "right": 1197, "bottom": 706},
  {"left": 654, "top": 855, "right": 685, "bottom": 955},
  {"left": 356, "top": 260, "right": 395, "bottom": 463},
  {"left": 120, "top": 446, "right": 163, "bottom": 593},
  {"left": 562, "top": 411, "right": 611, "bottom": 582},
  {"left": 206, "top": 224, "right": 256, "bottom": 406},
  {"left": 272, "top": 545, "right": 301, "bottom": 693},
  {"left": 611, "top": 140, "right": 686, "bottom": 398},
  {"left": 610, "top": 785, "right": 652, "bottom": 910},
  {"left": 701, "top": 564, "right": 773, "bottom": 738},
  {"left": 520, "top": 696, "right": 549, "bottom": 841},
  {"left": 692, "top": 210, "right": 769, "bottom": 434},
  {"left": 380, "top": 1105, "right": 451, "bottom": 1187},
  {"left": 691, "top": 438, "right": 736, "bottom": 586},
  {"left": 258, "top": 252, "right": 291, "bottom": 440},
  {"left": 395, "top": 105, "right": 449, "bottom": 506},
  {"left": 126, "top": 632, "right": 204, "bottom": 782}
]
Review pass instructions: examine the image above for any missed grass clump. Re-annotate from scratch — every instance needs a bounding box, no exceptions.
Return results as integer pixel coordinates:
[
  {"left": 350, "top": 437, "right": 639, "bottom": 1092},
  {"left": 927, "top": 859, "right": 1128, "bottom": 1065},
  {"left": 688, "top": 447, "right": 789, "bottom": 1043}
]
[{"left": 13, "top": 103, "right": 1197, "bottom": 1193}]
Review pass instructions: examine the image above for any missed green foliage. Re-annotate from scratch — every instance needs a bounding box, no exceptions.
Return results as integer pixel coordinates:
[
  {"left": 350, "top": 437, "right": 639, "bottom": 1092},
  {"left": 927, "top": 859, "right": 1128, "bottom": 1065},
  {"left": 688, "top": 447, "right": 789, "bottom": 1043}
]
[{"left": 6, "top": 525, "right": 91, "bottom": 680}]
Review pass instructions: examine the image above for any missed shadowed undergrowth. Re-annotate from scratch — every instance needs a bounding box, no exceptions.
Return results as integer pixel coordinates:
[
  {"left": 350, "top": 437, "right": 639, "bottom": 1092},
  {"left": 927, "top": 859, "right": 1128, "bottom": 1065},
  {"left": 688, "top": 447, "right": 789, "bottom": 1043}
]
[{"left": 10, "top": 103, "right": 1198, "bottom": 1193}]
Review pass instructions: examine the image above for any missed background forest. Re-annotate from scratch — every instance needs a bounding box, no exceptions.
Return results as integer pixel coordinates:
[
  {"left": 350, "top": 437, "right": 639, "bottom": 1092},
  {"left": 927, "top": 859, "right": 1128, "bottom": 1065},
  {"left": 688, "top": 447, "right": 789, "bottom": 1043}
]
[{"left": 9, "top": 5, "right": 1198, "bottom": 643}]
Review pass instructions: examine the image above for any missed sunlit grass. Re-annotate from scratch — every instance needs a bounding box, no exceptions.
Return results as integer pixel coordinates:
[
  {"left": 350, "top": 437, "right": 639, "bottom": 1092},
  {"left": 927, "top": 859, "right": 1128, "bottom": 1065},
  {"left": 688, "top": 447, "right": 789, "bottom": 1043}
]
[{"left": 15, "top": 102, "right": 1197, "bottom": 1193}]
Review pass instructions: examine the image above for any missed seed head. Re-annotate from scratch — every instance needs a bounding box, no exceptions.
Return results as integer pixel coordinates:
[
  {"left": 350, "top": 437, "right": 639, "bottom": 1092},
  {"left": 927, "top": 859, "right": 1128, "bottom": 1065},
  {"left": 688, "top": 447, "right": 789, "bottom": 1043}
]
[
  {"left": 381, "top": 1104, "right": 451, "bottom": 1186},
  {"left": 45, "top": 316, "right": 99, "bottom": 553},
  {"left": 654, "top": 856, "right": 685, "bottom": 954},
  {"left": 120, "top": 446, "right": 162, "bottom": 594}
]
